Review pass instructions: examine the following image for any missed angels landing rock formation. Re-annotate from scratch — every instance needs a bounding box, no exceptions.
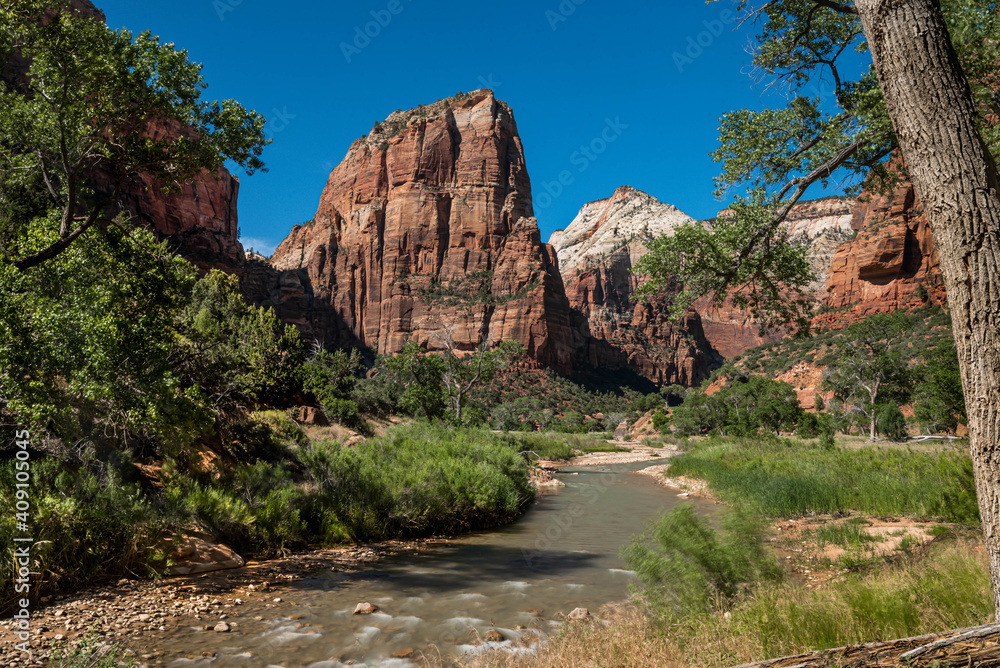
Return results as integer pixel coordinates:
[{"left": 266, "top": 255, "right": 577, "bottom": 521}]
[
  {"left": 264, "top": 90, "right": 574, "bottom": 372},
  {"left": 550, "top": 186, "right": 720, "bottom": 387}
]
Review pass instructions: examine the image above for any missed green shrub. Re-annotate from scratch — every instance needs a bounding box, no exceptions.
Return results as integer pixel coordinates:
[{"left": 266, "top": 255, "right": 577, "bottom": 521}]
[
  {"left": 0, "top": 458, "right": 162, "bottom": 601},
  {"left": 254, "top": 409, "right": 307, "bottom": 447},
  {"left": 624, "top": 505, "right": 783, "bottom": 617},
  {"left": 300, "top": 424, "right": 533, "bottom": 540},
  {"left": 877, "top": 403, "right": 909, "bottom": 441}
]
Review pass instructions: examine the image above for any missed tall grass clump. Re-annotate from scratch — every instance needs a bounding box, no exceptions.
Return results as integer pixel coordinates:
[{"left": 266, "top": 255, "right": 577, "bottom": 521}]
[
  {"left": 729, "top": 540, "right": 991, "bottom": 658},
  {"left": 668, "top": 436, "right": 978, "bottom": 523},
  {"left": 0, "top": 458, "right": 162, "bottom": 604},
  {"left": 300, "top": 423, "right": 533, "bottom": 541},
  {"left": 623, "top": 505, "right": 784, "bottom": 617}
]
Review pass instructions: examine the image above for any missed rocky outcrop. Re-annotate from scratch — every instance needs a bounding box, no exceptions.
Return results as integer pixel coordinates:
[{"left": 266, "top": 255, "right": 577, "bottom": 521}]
[
  {"left": 817, "top": 161, "right": 945, "bottom": 328},
  {"left": 265, "top": 90, "right": 574, "bottom": 371},
  {"left": 552, "top": 187, "right": 720, "bottom": 387},
  {"left": 785, "top": 196, "right": 857, "bottom": 296},
  {"left": 551, "top": 186, "right": 697, "bottom": 278},
  {"left": 553, "top": 189, "right": 859, "bottom": 372}
]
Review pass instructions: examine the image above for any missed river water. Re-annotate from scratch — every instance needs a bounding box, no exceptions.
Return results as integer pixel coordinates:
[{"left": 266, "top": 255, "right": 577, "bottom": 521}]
[{"left": 151, "top": 461, "right": 716, "bottom": 667}]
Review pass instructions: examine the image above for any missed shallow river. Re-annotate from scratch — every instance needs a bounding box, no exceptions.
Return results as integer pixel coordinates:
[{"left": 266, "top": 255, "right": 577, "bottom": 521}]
[{"left": 151, "top": 461, "right": 716, "bottom": 667}]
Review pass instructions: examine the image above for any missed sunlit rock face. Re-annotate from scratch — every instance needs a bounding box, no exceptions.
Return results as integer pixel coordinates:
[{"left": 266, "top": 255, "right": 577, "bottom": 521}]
[{"left": 266, "top": 90, "right": 574, "bottom": 371}]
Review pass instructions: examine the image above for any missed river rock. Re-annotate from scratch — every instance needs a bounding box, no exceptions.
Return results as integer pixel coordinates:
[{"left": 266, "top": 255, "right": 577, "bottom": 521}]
[
  {"left": 213, "top": 622, "right": 231, "bottom": 633},
  {"left": 353, "top": 602, "right": 379, "bottom": 615},
  {"left": 566, "top": 607, "right": 591, "bottom": 621},
  {"left": 484, "top": 629, "right": 505, "bottom": 642},
  {"left": 164, "top": 534, "right": 244, "bottom": 576}
]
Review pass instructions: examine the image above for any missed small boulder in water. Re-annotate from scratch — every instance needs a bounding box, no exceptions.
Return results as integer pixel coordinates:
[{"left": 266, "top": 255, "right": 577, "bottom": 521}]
[
  {"left": 353, "top": 602, "right": 379, "bottom": 615},
  {"left": 484, "top": 629, "right": 505, "bottom": 642},
  {"left": 213, "top": 622, "right": 231, "bottom": 633},
  {"left": 566, "top": 607, "right": 591, "bottom": 621}
]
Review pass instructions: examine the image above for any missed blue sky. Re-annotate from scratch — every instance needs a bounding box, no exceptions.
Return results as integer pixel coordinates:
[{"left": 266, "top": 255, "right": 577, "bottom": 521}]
[{"left": 96, "top": 0, "right": 850, "bottom": 256}]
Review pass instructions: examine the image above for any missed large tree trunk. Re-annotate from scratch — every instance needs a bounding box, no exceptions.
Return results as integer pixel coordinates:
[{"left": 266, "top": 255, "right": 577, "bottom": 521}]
[{"left": 854, "top": 0, "right": 1000, "bottom": 611}]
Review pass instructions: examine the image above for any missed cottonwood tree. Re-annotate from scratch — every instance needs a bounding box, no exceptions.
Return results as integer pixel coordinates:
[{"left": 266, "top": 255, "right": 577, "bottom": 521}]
[
  {"left": 0, "top": 3, "right": 268, "bottom": 443},
  {"left": 0, "top": 1, "right": 266, "bottom": 271},
  {"left": 914, "top": 340, "right": 967, "bottom": 435},
  {"left": 822, "top": 312, "right": 912, "bottom": 440},
  {"left": 638, "top": 0, "right": 1000, "bottom": 610}
]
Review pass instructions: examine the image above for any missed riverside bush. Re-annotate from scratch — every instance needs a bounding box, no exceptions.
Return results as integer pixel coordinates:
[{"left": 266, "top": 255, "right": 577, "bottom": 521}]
[
  {"left": 0, "top": 458, "right": 163, "bottom": 603},
  {"left": 1, "top": 424, "right": 534, "bottom": 600},
  {"left": 668, "top": 437, "right": 978, "bottom": 523},
  {"left": 624, "top": 505, "right": 784, "bottom": 617},
  {"left": 300, "top": 423, "right": 533, "bottom": 540}
]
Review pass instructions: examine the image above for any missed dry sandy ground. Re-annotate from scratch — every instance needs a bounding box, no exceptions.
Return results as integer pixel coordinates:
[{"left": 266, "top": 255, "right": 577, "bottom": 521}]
[{"left": 565, "top": 440, "right": 682, "bottom": 467}]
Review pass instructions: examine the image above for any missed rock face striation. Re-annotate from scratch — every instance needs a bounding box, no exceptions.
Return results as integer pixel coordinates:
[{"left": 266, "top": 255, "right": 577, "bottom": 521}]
[
  {"left": 550, "top": 186, "right": 720, "bottom": 387},
  {"left": 265, "top": 90, "right": 574, "bottom": 372},
  {"left": 817, "top": 161, "right": 945, "bottom": 328}
]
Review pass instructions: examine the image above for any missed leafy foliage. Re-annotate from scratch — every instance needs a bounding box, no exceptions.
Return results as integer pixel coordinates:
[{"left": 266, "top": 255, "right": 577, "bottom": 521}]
[
  {"left": 914, "top": 339, "right": 967, "bottom": 435},
  {"left": 669, "top": 375, "right": 803, "bottom": 437},
  {"left": 173, "top": 270, "right": 306, "bottom": 415},
  {"left": 822, "top": 312, "right": 913, "bottom": 439},
  {"left": 301, "top": 348, "right": 367, "bottom": 431},
  {"left": 0, "top": 1, "right": 267, "bottom": 271},
  {"left": 624, "top": 505, "right": 783, "bottom": 617},
  {"left": 0, "top": 227, "right": 201, "bottom": 443}
]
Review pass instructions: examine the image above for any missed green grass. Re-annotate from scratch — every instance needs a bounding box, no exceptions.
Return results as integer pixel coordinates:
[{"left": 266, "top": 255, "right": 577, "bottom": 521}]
[
  {"left": 49, "top": 634, "right": 137, "bottom": 667},
  {"left": 1, "top": 423, "right": 534, "bottom": 602},
  {"left": 624, "top": 505, "right": 784, "bottom": 618},
  {"left": 510, "top": 432, "right": 626, "bottom": 461},
  {"left": 667, "top": 436, "right": 978, "bottom": 523},
  {"left": 728, "top": 540, "right": 991, "bottom": 657},
  {"left": 812, "top": 519, "right": 879, "bottom": 550}
]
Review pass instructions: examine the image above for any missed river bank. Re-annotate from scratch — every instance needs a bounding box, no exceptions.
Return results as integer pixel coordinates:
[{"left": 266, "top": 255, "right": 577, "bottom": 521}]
[
  {"left": 42, "top": 459, "right": 710, "bottom": 667},
  {"left": 0, "top": 539, "right": 457, "bottom": 667}
]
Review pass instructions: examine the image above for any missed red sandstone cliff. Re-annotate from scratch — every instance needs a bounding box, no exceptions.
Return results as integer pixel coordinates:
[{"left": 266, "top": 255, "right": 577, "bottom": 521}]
[
  {"left": 265, "top": 91, "right": 574, "bottom": 372},
  {"left": 816, "top": 160, "right": 945, "bottom": 329}
]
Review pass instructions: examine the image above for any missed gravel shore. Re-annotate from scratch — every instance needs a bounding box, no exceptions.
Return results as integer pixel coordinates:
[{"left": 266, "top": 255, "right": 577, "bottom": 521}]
[{"left": 0, "top": 540, "right": 437, "bottom": 667}]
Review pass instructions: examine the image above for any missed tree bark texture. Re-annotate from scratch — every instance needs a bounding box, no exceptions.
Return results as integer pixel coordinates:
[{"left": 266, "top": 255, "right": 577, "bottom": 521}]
[{"left": 855, "top": 0, "right": 1000, "bottom": 611}]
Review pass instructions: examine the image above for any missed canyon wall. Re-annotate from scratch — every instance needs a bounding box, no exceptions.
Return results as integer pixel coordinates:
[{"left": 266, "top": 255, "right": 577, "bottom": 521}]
[
  {"left": 551, "top": 186, "right": 721, "bottom": 387},
  {"left": 816, "top": 164, "right": 945, "bottom": 329},
  {"left": 264, "top": 90, "right": 574, "bottom": 372}
]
